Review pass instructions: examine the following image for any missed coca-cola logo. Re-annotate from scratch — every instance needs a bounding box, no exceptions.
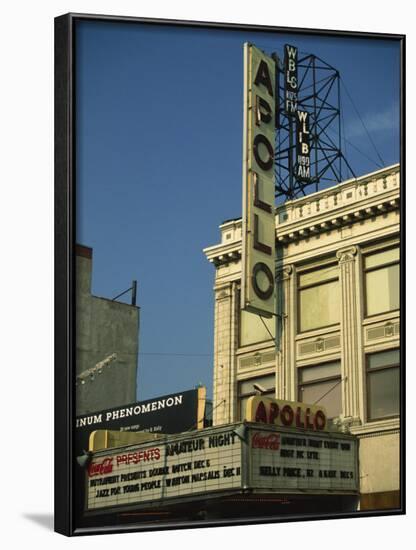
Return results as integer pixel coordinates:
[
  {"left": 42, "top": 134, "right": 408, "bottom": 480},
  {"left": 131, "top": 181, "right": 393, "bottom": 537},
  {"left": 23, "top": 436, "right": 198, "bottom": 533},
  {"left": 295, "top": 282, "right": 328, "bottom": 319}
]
[
  {"left": 88, "top": 457, "right": 114, "bottom": 477},
  {"left": 252, "top": 432, "right": 280, "bottom": 450}
]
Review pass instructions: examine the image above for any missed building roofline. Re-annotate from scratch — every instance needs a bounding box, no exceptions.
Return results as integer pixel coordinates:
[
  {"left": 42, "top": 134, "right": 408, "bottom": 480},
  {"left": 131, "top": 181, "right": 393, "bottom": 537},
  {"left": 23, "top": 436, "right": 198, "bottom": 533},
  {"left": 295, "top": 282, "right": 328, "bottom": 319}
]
[
  {"left": 278, "top": 163, "right": 400, "bottom": 209},
  {"left": 204, "top": 163, "right": 400, "bottom": 265},
  {"left": 76, "top": 244, "right": 93, "bottom": 259}
]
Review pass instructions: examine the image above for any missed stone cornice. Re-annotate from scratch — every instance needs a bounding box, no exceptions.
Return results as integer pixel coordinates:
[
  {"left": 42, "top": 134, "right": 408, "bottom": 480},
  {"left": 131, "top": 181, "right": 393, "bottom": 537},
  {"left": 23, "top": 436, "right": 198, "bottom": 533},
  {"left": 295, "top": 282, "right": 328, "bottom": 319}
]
[
  {"left": 350, "top": 417, "right": 400, "bottom": 436},
  {"left": 203, "top": 242, "right": 241, "bottom": 267},
  {"left": 203, "top": 165, "right": 400, "bottom": 266},
  {"left": 277, "top": 193, "right": 399, "bottom": 245},
  {"left": 276, "top": 165, "right": 400, "bottom": 244}
]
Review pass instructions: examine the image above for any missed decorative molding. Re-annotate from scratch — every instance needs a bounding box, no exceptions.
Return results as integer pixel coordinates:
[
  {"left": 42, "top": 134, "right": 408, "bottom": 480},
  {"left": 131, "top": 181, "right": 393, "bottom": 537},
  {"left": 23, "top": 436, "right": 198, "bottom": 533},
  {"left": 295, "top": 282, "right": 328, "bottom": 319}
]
[
  {"left": 276, "top": 265, "right": 293, "bottom": 281},
  {"left": 338, "top": 243, "right": 362, "bottom": 419},
  {"left": 350, "top": 417, "right": 400, "bottom": 437},
  {"left": 336, "top": 245, "right": 358, "bottom": 263},
  {"left": 238, "top": 351, "right": 276, "bottom": 370},
  {"left": 353, "top": 429, "right": 400, "bottom": 439},
  {"left": 331, "top": 415, "right": 362, "bottom": 433},
  {"left": 298, "top": 335, "right": 340, "bottom": 356},
  {"left": 366, "top": 321, "right": 399, "bottom": 342},
  {"left": 272, "top": 169, "right": 400, "bottom": 244}
]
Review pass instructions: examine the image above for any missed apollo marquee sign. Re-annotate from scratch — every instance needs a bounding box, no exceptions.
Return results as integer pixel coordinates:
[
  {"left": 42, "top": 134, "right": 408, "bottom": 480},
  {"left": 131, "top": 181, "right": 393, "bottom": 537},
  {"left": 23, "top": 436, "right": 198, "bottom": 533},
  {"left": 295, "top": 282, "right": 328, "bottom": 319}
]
[
  {"left": 245, "top": 396, "right": 328, "bottom": 431},
  {"left": 84, "top": 423, "right": 357, "bottom": 513},
  {"left": 86, "top": 427, "right": 242, "bottom": 511},
  {"left": 249, "top": 426, "right": 358, "bottom": 493},
  {"left": 241, "top": 43, "right": 276, "bottom": 318}
]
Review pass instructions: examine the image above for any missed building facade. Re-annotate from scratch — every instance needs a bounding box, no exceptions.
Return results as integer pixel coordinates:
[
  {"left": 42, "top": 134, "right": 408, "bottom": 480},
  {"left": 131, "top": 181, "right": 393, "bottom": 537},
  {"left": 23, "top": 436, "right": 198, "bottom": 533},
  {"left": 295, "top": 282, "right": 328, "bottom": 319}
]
[
  {"left": 76, "top": 245, "right": 140, "bottom": 415},
  {"left": 204, "top": 164, "right": 401, "bottom": 511}
]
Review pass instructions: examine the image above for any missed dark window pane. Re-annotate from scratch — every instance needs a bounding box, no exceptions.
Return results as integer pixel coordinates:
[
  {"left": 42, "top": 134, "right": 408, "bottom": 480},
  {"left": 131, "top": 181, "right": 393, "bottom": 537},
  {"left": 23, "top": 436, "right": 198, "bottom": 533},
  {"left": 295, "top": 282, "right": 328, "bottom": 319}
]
[
  {"left": 368, "top": 349, "right": 399, "bottom": 369},
  {"left": 299, "top": 362, "right": 340, "bottom": 383},
  {"left": 368, "top": 368, "right": 400, "bottom": 420},
  {"left": 299, "top": 379, "right": 342, "bottom": 419},
  {"left": 239, "top": 391, "right": 274, "bottom": 421},
  {"left": 239, "top": 374, "right": 275, "bottom": 394}
]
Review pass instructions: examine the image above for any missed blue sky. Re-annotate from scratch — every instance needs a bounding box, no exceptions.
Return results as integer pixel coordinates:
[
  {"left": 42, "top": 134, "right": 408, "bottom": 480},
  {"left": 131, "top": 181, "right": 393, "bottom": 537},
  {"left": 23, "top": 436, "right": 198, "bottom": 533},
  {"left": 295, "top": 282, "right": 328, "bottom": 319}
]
[{"left": 75, "top": 20, "right": 400, "bottom": 401}]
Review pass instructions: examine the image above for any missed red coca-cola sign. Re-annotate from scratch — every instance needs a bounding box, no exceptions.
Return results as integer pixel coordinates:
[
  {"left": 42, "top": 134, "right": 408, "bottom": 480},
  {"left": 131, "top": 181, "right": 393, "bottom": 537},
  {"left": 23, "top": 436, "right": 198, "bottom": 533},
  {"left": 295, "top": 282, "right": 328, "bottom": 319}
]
[
  {"left": 88, "top": 457, "right": 114, "bottom": 477},
  {"left": 252, "top": 432, "right": 280, "bottom": 450}
]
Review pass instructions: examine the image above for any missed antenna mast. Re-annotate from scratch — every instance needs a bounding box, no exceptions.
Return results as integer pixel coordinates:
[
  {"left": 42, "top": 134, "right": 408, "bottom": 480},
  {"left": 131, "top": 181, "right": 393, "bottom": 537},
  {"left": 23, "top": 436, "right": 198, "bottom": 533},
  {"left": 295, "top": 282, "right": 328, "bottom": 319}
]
[{"left": 274, "top": 46, "right": 356, "bottom": 201}]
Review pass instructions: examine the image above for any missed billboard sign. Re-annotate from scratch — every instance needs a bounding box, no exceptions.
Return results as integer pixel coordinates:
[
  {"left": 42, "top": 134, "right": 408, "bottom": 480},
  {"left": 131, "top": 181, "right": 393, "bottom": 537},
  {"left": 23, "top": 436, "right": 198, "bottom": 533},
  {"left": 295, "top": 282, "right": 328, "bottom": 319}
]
[
  {"left": 241, "top": 43, "right": 276, "bottom": 318},
  {"left": 76, "top": 388, "right": 206, "bottom": 454}
]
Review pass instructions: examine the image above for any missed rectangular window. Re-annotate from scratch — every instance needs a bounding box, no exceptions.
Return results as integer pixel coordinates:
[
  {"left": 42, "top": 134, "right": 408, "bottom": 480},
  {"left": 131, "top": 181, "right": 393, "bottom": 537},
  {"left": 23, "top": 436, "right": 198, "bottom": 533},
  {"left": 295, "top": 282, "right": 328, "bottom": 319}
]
[
  {"left": 364, "top": 247, "right": 399, "bottom": 316},
  {"left": 366, "top": 349, "right": 400, "bottom": 421},
  {"left": 298, "top": 361, "right": 341, "bottom": 419},
  {"left": 238, "top": 374, "right": 275, "bottom": 420},
  {"left": 239, "top": 309, "right": 275, "bottom": 347},
  {"left": 298, "top": 264, "right": 340, "bottom": 332}
]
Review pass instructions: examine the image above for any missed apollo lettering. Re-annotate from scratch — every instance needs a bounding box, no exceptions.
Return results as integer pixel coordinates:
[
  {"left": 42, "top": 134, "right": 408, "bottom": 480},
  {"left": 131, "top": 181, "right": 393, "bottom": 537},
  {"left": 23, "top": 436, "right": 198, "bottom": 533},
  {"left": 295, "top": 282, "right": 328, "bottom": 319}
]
[
  {"left": 254, "top": 400, "right": 326, "bottom": 431},
  {"left": 246, "top": 396, "right": 327, "bottom": 431},
  {"left": 250, "top": 55, "right": 275, "bottom": 302},
  {"left": 241, "top": 44, "right": 276, "bottom": 317}
]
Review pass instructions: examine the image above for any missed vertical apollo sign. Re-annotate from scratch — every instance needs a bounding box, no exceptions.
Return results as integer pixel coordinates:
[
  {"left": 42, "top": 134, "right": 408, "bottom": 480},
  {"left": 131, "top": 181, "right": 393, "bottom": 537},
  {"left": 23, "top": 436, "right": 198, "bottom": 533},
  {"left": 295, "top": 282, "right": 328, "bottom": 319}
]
[{"left": 241, "top": 44, "right": 276, "bottom": 318}]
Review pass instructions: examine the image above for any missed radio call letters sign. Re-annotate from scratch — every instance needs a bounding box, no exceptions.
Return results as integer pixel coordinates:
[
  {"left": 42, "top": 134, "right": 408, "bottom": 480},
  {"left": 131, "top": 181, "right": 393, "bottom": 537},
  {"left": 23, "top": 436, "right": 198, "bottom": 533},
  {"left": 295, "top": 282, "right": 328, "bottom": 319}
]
[
  {"left": 241, "top": 43, "right": 276, "bottom": 318},
  {"left": 284, "top": 44, "right": 311, "bottom": 183},
  {"left": 296, "top": 110, "right": 311, "bottom": 181},
  {"left": 284, "top": 44, "right": 298, "bottom": 114}
]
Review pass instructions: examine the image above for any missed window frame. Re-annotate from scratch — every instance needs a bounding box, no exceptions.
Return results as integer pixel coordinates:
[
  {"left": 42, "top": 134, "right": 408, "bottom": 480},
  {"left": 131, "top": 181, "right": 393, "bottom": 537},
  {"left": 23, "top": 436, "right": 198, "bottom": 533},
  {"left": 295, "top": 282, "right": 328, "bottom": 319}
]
[
  {"left": 297, "top": 360, "right": 342, "bottom": 420},
  {"left": 297, "top": 263, "right": 340, "bottom": 334},
  {"left": 366, "top": 348, "right": 400, "bottom": 422},
  {"left": 237, "top": 289, "right": 276, "bottom": 348},
  {"left": 363, "top": 246, "right": 400, "bottom": 318},
  {"left": 237, "top": 373, "right": 275, "bottom": 420}
]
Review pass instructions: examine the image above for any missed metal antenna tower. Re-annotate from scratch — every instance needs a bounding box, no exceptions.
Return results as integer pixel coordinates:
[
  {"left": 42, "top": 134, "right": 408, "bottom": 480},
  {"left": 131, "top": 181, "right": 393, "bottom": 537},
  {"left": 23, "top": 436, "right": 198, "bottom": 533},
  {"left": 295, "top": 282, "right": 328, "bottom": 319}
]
[{"left": 274, "top": 51, "right": 356, "bottom": 201}]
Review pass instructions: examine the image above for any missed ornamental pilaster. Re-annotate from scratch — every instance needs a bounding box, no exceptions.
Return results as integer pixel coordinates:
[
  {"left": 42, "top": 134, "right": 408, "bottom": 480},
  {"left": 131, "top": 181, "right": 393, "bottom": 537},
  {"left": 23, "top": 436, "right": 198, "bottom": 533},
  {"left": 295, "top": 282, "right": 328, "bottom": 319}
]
[
  {"left": 212, "top": 281, "right": 238, "bottom": 426},
  {"left": 336, "top": 246, "right": 363, "bottom": 425},
  {"left": 275, "top": 264, "right": 296, "bottom": 401}
]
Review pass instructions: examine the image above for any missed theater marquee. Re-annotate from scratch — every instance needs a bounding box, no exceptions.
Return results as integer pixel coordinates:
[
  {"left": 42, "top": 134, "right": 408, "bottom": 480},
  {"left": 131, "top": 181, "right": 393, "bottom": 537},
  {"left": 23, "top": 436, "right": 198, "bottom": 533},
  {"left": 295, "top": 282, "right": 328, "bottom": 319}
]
[
  {"left": 249, "top": 426, "right": 358, "bottom": 493},
  {"left": 241, "top": 43, "right": 276, "bottom": 318},
  {"left": 85, "top": 423, "right": 358, "bottom": 513},
  {"left": 86, "top": 428, "right": 242, "bottom": 511}
]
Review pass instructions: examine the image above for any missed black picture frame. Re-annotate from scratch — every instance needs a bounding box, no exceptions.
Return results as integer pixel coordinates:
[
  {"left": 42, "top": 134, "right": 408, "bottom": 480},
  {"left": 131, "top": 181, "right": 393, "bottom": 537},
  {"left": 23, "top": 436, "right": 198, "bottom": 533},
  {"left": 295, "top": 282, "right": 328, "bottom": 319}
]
[{"left": 55, "top": 13, "right": 405, "bottom": 536}]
